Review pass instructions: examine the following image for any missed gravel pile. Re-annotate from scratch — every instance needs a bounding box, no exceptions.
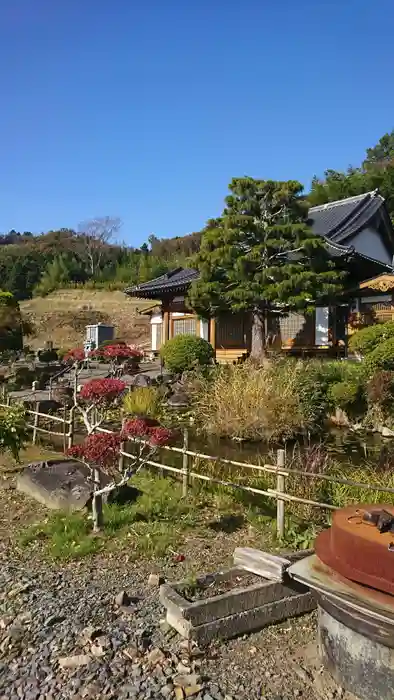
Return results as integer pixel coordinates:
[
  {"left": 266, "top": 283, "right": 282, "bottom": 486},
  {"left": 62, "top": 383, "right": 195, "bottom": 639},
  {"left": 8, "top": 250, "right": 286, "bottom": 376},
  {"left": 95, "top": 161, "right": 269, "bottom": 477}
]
[{"left": 0, "top": 557, "right": 350, "bottom": 700}]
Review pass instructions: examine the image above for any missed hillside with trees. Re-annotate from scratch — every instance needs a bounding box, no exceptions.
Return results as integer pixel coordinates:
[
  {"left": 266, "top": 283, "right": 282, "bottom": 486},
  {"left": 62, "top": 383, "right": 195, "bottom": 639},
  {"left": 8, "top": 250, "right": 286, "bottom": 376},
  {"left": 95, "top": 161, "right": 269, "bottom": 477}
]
[
  {"left": 0, "top": 220, "right": 202, "bottom": 301},
  {"left": 308, "top": 130, "right": 394, "bottom": 220}
]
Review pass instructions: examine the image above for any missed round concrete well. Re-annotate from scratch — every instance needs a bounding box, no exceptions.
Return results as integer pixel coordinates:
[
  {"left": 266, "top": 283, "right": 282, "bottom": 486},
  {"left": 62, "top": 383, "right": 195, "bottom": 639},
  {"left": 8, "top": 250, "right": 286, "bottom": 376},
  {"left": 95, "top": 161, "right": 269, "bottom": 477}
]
[{"left": 317, "top": 593, "right": 394, "bottom": 700}]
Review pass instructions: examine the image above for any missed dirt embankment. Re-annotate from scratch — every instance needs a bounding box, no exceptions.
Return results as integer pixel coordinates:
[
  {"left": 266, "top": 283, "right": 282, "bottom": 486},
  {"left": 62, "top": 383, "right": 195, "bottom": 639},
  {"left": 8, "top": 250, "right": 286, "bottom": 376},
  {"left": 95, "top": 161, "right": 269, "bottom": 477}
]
[{"left": 20, "top": 289, "right": 153, "bottom": 350}]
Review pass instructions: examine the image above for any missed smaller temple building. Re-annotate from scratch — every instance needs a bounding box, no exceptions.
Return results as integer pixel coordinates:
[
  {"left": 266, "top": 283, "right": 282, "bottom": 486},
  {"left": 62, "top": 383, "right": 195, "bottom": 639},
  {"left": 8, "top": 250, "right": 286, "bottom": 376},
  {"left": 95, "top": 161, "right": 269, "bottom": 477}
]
[{"left": 125, "top": 191, "right": 394, "bottom": 362}]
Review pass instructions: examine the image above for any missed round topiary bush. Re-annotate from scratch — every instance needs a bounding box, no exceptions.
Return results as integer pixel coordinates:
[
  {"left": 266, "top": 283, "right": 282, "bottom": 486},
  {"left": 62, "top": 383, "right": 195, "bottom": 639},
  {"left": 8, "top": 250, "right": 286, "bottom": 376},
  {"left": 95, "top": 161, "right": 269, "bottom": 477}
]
[
  {"left": 160, "top": 334, "right": 214, "bottom": 374},
  {"left": 365, "top": 337, "right": 394, "bottom": 374},
  {"left": 348, "top": 321, "right": 394, "bottom": 356},
  {"left": 37, "top": 348, "right": 58, "bottom": 363}
]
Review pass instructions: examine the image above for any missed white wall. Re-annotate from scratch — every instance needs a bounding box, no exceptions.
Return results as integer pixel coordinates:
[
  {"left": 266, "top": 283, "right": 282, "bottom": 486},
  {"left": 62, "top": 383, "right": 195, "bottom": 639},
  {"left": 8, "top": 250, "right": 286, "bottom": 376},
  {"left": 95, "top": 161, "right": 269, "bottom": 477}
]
[
  {"left": 352, "top": 227, "right": 392, "bottom": 265},
  {"left": 200, "top": 320, "right": 209, "bottom": 340},
  {"left": 150, "top": 313, "right": 162, "bottom": 351}
]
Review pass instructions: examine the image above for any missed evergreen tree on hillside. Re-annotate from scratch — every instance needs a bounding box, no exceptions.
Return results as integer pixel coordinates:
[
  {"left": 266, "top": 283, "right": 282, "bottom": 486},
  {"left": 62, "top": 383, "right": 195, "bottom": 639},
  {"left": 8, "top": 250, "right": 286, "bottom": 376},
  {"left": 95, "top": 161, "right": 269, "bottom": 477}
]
[{"left": 189, "top": 177, "right": 346, "bottom": 359}]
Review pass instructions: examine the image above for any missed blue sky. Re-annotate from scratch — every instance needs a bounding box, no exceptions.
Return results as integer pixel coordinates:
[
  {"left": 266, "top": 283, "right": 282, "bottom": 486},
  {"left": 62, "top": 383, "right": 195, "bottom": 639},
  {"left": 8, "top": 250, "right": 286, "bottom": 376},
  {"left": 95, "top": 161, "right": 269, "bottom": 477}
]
[{"left": 1, "top": 0, "right": 394, "bottom": 246}]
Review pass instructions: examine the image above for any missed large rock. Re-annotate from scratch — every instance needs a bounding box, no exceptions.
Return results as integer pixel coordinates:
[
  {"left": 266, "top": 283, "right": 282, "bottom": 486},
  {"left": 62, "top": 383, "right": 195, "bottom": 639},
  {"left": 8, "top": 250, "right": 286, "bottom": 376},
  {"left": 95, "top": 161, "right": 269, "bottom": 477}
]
[
  {"left": 129, "top": 373, "right": 151, "bottom": 388},
  {"left": 17, "top": 459, "right": 112, "bottom": 511},
  {"left": 167, "top": 391, "right": 189, "bottom": 408}
]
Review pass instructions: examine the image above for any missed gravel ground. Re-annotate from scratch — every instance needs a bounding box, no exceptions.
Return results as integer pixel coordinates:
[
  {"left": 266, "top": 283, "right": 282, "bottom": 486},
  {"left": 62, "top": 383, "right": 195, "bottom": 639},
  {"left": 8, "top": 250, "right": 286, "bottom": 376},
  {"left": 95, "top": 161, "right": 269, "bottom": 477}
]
[
  {"left": 0, "top": 553, "right": 355, "bottom": 700},
  {"left": 0, "top": 454, "right": 355, "bottom": 700}
]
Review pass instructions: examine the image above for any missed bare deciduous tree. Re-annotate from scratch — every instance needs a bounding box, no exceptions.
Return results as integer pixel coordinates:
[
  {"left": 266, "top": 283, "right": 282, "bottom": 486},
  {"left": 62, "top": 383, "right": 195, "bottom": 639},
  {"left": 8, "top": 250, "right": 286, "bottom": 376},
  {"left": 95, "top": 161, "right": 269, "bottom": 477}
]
[{"left": 78, "top": 216, "right": 121, "bottom": 276}]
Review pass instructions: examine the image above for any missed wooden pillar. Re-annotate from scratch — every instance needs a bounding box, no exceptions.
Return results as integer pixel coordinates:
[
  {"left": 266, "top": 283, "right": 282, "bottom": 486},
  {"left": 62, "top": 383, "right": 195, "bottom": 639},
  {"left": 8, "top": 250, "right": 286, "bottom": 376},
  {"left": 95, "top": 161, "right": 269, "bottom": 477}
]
[
  {"left": 209, "top": 317, "right": 216, "bottom": 350},
  {"left": 162, "top": 309, "right": 170, "bottom": 345}
]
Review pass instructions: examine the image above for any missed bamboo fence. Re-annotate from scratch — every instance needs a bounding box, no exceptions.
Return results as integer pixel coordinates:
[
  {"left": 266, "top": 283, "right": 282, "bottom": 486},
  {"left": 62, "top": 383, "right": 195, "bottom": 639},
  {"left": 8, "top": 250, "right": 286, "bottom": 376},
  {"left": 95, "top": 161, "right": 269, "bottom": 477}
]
[{"left": 3, "top": 401, "right": 394, "bottom": 538}]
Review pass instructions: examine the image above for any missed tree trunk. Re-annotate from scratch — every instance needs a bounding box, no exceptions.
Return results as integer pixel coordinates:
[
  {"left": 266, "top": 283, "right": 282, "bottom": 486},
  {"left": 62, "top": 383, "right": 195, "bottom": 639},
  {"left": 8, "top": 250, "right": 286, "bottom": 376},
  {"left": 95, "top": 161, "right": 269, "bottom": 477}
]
[
  {"left": 92, "top": 467, "right": 103, "bottom": 532},
  {"left": 250, "top": 308, "right": 267, "bottom": 361}
]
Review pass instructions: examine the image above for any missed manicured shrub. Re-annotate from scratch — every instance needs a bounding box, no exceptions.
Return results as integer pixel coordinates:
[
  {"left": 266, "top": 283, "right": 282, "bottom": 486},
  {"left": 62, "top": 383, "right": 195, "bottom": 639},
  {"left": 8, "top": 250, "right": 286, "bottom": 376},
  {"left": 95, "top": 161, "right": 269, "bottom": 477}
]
[
  {"left": 63, "top": 347, "right": 85, "bottom": 364},
  {"left": 365, "top": 337, "right": 394, "bottom": 373},
  {"left": 160, "top": 334, "right": 214, "bottom": 374},
  {"left": 79, "top": 378, "right": 126, "bottom": 405},
  {"left": 292, "top": 360, "right": 364, "bottom": 425},
  {"left": 328, "top": 380, "right": 365, "bottom": 416},
  {"left": 348, "top": 321, "right": 394, "bottom": 356},
  {"left": 37, "top": 348, "right": 58, "bottom": 363}
]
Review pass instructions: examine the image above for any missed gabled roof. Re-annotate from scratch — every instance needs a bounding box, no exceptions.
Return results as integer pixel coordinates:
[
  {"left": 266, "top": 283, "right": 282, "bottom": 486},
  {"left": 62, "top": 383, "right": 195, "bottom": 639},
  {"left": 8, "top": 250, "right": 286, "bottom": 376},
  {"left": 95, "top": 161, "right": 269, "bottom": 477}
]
[
  {"left": 125, "top": 192, "right": 394, "bottom": 300},
  {"left": 125, "top": 267, "right": 199, "bottom": 298},
  {"left": 308, "top": 190, "right": 385, "bottom": 244}
]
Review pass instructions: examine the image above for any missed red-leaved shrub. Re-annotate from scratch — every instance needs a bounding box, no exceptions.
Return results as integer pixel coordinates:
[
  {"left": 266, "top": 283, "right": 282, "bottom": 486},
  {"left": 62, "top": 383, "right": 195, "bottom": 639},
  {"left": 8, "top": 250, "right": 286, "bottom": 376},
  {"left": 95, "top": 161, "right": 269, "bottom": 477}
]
[
  {"left": 122, "top": 418, "right": 172, "bottom": 446},
  {"left": 79, "top": 378, "right": 126, "bottom": 404},
  {"left": 63, "top": 347, "right": 85, "bottom": 363},
  {"left": 68, "top": 432, "right": 123, "bottom": 470},
  {"left": 92, "top": 344, "right": 143, "bottom": 361}
]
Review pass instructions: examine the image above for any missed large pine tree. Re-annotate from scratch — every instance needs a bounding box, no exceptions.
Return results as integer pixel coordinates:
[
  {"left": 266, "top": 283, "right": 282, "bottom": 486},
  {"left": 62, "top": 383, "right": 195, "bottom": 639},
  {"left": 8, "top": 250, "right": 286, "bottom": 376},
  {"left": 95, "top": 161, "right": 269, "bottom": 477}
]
[{"left": 189, "top": 177, "right": 346, "bottom": 359}]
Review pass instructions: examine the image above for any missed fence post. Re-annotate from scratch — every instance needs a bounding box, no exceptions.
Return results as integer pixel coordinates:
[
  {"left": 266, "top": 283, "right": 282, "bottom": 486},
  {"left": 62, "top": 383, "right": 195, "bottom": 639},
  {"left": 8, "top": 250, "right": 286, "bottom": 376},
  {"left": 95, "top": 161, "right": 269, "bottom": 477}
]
[
  {"left": 32, "top": 401, "right": 40, "bottom": 445},
  {"left": 92, "top": 467, "right": 103, "bottom": 532},
  {"left": 67, "top": 406, "right": 75, "bottom": 449},
  {"left": 118, "top": 415, "right": 125, "bottom": 473},
  {"left": 62, "top": 405, "right": 67, "bottom": 452},
  {"left": 182, "top": 427, "right": 189, "bottom": 497},
  {"left": 276, "top": 448, "right": 286, "bottom": 539}
]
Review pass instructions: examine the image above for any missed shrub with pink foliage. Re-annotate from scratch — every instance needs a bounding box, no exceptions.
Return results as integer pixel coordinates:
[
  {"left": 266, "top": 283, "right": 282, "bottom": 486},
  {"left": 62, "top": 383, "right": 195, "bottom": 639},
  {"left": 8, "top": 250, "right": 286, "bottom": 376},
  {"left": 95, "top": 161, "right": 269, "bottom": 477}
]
[
  {"left": 79, "top": 378, "right": 126, "bottom": 404},
  {"left": 63, "top": 347, "right": 85, "bottom": 364},
  {"left": 68, "top": 432, "right": 123, "bottom": 471},
  {"left": 92, "top": 343, "right": 143, "bottom": 362},
  {"left": 122, "top": 418, "right": 172, "bottom": 447},
  {"left": 149, "top": 426, "right": 173, "bottom": 446}
]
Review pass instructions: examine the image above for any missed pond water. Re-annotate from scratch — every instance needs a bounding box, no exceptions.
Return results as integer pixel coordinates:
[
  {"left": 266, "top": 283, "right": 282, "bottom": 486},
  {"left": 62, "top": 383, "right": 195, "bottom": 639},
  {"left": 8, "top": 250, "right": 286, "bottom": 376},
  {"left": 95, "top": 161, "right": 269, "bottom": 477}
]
[{"left": 166, "top": 427, "right": 393, "bottom": 472}]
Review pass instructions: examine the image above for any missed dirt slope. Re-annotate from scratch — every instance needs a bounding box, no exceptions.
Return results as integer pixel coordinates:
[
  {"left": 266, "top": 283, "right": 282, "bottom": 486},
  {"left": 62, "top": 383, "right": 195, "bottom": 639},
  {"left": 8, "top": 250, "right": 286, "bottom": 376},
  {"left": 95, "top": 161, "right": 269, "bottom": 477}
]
[{"left": 20, "top": 289, "right": 152, "bottom": 350}]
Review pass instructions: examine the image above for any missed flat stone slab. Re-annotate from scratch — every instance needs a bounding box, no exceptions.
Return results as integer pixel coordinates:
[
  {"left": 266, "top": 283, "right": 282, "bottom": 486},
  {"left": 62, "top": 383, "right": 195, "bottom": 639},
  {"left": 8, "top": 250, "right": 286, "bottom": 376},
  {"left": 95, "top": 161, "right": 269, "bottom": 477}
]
[
  {"left": 233, "top": 547, "right": 291, "bottom": 581},
  {"left": 17, "top": 459, "right": 112, "bottom": 511}
]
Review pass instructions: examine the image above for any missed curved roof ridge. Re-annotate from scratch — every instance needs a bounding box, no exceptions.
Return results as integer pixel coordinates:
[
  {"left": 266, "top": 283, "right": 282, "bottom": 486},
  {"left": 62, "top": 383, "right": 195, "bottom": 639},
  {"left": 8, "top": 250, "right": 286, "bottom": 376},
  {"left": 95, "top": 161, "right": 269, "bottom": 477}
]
[{"left": 309, "top": 190, "right": 380, "bottom": 213}]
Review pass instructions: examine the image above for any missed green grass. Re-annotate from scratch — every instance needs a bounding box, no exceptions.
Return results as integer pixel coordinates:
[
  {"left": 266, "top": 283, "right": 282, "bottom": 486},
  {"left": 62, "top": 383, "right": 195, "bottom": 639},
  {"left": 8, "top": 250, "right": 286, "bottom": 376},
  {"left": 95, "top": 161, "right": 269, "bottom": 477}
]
[
  {"left": 19, "top": 472, "right": 201, "bottom": 561},
  {"left": 18, "top": 469, "right": 280, "bottom": 562},
  {"left": 19, "top": 443, "right": 394, "bottom": 562}
]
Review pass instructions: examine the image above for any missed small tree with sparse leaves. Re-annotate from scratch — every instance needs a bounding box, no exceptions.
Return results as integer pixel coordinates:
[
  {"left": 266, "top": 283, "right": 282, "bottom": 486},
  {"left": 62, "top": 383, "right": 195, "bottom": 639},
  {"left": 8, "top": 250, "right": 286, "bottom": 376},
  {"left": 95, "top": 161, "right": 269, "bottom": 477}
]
[
  {"left": 69, "top": 372, "right": 171, "bottom": 530},
  {"left": 68, "top": 418, "right": 172, "bottom": 531}
]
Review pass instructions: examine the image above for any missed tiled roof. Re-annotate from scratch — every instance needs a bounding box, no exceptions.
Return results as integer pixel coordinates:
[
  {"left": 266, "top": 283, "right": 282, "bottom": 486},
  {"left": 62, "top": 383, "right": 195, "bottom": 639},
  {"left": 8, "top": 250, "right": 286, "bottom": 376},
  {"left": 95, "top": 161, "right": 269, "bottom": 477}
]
[
  {"left": 125, "top": 267, "right": 199, "bottom": 298},
  {"left": 308, "top": 190, "right": 384, "bottom": 243},
  {"left": 125, "top": 192, "right": 392, "bottom": 299}
]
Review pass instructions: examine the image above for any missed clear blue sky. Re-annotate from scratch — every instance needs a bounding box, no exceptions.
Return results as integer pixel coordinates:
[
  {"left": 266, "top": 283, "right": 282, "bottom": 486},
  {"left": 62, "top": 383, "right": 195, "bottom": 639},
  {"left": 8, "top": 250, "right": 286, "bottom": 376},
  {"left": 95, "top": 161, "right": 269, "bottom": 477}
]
[{"left": 1, "top": 0, "right": 394, "bottom": 246}]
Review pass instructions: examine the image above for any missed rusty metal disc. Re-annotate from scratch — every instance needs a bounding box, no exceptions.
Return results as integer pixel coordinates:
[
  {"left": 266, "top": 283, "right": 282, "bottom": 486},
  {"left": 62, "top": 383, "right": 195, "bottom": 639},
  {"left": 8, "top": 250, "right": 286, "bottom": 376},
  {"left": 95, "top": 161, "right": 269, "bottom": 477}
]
[{"left": 315, "top": 505, "right": 394, "bottom": 596}]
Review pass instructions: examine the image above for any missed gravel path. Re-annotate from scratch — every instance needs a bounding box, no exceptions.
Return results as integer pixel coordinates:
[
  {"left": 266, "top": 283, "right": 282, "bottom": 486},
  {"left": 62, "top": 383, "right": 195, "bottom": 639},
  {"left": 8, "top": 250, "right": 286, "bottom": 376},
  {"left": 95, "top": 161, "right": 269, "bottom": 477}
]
[{"left": 0, "top": 553, "right": 354, "bottom": 700}]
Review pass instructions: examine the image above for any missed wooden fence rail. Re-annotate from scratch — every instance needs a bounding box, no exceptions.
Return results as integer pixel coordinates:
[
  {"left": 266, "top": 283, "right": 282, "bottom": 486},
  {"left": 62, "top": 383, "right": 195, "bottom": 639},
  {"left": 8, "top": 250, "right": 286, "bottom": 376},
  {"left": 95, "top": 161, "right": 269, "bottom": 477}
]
[{"left": 3, "top": 402, "right": 394, "bottom": 537}]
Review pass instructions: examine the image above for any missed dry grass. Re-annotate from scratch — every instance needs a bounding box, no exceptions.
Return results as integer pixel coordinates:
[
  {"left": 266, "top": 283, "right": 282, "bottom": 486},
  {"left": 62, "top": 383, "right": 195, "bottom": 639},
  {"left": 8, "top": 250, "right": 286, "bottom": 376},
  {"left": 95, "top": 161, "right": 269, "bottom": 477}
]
[
  {"left": 193, "top": 361, "right": 308, "bottom": 441},
  {"left": 20, "top": 289, "right": 152, "bottom": 350}
]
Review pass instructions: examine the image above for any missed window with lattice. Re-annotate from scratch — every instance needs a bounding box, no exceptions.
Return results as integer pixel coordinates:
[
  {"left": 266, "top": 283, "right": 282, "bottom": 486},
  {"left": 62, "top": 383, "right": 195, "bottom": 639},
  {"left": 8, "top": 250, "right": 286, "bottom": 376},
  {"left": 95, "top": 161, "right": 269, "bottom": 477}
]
[
  {"left": 172, "top": 317, "right": 197, "bottom": 336},
  {"left": 280, "top": 312, "right": 314, "bottom": 347}
]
